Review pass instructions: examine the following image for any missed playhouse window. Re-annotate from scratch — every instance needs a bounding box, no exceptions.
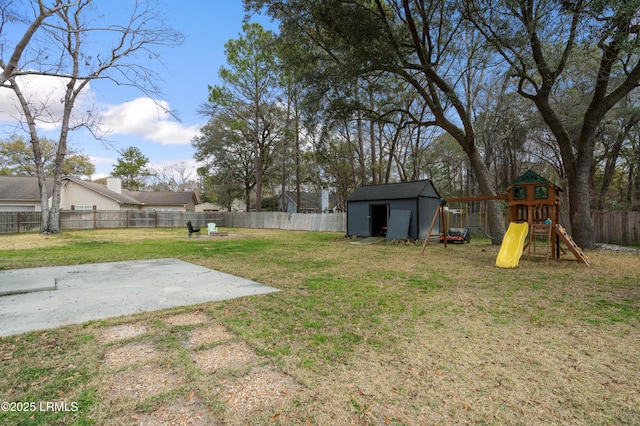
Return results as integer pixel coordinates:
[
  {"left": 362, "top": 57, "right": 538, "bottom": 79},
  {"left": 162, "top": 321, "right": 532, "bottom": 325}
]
[
  {"left": 513, "top": 186, "right": 526, "bottom": 200},
  {"left": 533, "top": 185, "right": 548, "bottom": 200}
]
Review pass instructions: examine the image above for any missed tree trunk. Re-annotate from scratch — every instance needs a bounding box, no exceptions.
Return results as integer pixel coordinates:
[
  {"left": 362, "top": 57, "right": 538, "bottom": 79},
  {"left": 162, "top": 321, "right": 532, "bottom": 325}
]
[
  {"left": 466, "top": 146, "right": 504, "bottom": 244},
  {"left": 567, "top": 170, "right": 595, "bottom": 249},
  {"left": 356, "top": 109, "right": 367, "bottom": 185},
  {"left": 294, "top": 92, "right": 301, "bottom": 213},
  {"left": 369, "top": 83, "right": 378, "bottom": 185}
]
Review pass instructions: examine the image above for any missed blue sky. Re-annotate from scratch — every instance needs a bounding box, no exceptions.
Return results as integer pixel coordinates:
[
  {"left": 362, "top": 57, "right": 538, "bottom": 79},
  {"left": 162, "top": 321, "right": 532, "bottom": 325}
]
[{"left": 0, "top": 1, "right": 276, "bottom": 180}]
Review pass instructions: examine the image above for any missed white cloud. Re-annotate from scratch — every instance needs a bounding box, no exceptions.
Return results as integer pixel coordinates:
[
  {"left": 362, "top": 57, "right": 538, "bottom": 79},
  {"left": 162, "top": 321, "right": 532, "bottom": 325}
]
[
  {"left": 0, "top": 73, "right": 94, "bottom": 130},
  {"left": 89, "top": 155, "right": 117, "bottom": 166},
  {"left": 0, "top": 75, "right": 201, "bottom": 146},
  {"left": 101, "top": 97, "right": 202, "bottom": 145}
]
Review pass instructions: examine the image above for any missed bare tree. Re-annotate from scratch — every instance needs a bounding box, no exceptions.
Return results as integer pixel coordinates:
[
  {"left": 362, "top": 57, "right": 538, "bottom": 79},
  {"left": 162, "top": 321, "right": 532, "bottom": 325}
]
[
  {"left": 0, "top": 0, "right": 183, "bottom": 233},
  {"left": 148, "top": 161, "right": 197, "bottom": 192}
]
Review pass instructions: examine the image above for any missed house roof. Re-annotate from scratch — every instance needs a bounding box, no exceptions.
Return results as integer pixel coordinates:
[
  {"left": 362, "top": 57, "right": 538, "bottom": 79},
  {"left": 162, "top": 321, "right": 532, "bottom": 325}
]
[
  {"left": 126, "top": 191, "right": 198, "bottom": 206},
  {"left": 64, "top": 177, "right": 143, "bottom": 205},
  {"left": 0, "top": 176, "right": 198, "bottom": 207},
  {"left": 279, "top": 191, "right": 340, "bottom": 211},
  {"left": 0, "top": 176, "right": 54, "bottom": 201},
  {"left": 281, "top": 191, "right": 319, "bottom": 210},
  {"left": 347, "top": 180, "right": 440, "bottom": 202}
]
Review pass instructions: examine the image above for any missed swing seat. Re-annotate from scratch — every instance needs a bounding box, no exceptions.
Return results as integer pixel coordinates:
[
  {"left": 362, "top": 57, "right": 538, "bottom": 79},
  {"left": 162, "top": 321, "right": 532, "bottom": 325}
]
[{"left": 440, "top": 227, "right": 470, "bottom": 244}]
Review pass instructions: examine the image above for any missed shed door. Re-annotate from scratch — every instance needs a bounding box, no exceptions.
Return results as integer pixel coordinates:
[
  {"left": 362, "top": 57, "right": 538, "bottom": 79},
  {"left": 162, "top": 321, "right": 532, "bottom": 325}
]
[{"left": 370, "top": 204, "right": 389, "bottom": 237}]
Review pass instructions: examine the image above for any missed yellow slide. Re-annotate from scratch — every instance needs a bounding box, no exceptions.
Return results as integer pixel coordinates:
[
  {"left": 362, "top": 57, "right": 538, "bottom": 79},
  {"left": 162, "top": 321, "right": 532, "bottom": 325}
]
[{"left": 496, "top": 222, "right": 529, "bottom": 268}]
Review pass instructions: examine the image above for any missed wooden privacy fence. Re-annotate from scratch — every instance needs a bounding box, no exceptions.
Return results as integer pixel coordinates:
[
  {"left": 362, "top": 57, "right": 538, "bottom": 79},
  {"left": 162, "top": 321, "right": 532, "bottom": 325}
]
[
  {"left": 0, "top": 211, "right": 42, "bottom": 234},
  {"left": 592, "top": 211, "right": 640, "bottom": 246},
  {"left": 1, "top": 210, "right": 638, "bottom": 246},
  {"left": 0, "top": 211, "right": 223, "bottom": 234},
  {"left": 223, "top": 211, "right": 346, "bottom": 232}
]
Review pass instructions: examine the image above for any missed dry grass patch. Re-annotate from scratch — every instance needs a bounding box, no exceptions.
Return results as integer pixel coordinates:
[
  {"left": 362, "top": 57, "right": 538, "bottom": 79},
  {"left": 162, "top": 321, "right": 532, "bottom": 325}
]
[
  {"left": 0, "top": 228, "right": 185, "bottom": 251},
  {"left": 185, "top": 324, "right": 235, "bottom": 348},
  {"left": 102, "top": 342, "right": 159, "bottom": 368},
  {"left": 101, "top": 364, "right": 182, "bottom": 401},
  {"left": 162, "top": 311, "right": 210, "bottom": 327},
  {"left": 191, "top": 341, "right": 257, "bottom": 372},
  {"left": 220, "top": 366, "right": 304, "bottom": 416},
  {"left": 98, "top": 322, "right": 148, "bottom": 343}
]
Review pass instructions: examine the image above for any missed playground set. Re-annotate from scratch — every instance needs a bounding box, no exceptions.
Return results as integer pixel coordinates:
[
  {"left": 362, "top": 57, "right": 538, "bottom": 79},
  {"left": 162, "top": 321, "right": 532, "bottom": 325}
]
[{"left": 421, "top": 170, "right": 590, "bottom": 268}]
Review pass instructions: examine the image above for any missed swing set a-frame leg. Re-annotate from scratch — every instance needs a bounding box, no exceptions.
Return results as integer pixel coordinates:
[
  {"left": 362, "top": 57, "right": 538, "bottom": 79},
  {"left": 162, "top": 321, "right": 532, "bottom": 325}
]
[{"left": 421, "top": 204, "right": 446, "bottom": 254}]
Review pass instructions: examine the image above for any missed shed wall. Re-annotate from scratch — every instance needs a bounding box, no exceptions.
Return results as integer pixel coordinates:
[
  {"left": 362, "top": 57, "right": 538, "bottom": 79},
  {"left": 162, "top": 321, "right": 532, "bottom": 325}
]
[
  {"left": 419, "top": 197, "right": 441, "bottom": 238},
  {"left": 347, "top": 196, "right": 440, "bottom": 239}
]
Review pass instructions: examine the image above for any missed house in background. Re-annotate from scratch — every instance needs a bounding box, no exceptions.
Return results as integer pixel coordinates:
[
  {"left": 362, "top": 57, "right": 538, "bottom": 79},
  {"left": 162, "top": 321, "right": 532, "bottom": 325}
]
[
  {"left": 0, "top": 176, "right": 54, "bottom": 211},
  {"left": 346, "top": 180, "right": 441, "bottom": 240},
  {"left": 195, "top": 202, "right": 223, "bottom": 212},
  {"left": 276, "top": 189, "right": 339, "bottom": 213},
  {"left": 0, "top": 176, "right": 198, "bottom": 212},
  {"left": 60, "top": 177, "right": 143, "bottom": 210}
]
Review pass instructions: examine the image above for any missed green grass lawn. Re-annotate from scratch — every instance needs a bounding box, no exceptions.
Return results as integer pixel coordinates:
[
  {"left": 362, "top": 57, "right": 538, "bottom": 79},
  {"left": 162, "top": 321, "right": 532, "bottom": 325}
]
[{"left": 0, "top": 228, "right": 639, "bottom": 425}]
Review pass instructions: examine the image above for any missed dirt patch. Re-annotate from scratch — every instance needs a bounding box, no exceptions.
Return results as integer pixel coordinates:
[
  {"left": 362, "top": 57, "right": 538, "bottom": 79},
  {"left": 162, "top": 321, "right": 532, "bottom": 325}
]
[
  {"left": 132, "top": 394, "right": 220, "bottom": 425},
  {"left": 163, "top": 311, "right": 211, "bottom": 326},
  {"left": 98, "top": 322, "right": 148, "bottom": 343},
  {"left": 185, "top": 324, "right": 235, "bottom": 348},
  {"left": 102, "top": 365, "right": 182, "bottom": 401},
  {"left": 220, "top": 366, "right": 304, "bottom": 414},
  {"left": 191, "top": 341, "right": 257, "bottom": 372},
  {"left": 103, "top": 342, "right": 159, "bottom": 368}
]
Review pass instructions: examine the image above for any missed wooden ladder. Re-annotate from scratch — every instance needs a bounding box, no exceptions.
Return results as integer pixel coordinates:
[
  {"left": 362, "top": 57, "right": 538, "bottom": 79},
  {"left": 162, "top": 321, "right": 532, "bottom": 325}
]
[
  {"left": 554, "top": 224, "right": 591, "bottom": 266},
  {"left": 528, "top": 223, "right": 553, "bottom": 264}
]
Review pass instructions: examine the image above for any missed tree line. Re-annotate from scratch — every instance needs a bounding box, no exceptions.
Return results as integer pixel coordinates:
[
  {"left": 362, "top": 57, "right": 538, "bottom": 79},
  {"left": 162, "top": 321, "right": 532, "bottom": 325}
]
[{"left": 192, "top": 0, "right": 640, "bottom": 248}]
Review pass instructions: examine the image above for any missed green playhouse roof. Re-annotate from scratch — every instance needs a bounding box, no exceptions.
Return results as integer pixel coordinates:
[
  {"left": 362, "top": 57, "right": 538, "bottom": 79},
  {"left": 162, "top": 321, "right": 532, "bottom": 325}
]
[{"left": 512, "top": 170, "right": 550, "bottom": 185}]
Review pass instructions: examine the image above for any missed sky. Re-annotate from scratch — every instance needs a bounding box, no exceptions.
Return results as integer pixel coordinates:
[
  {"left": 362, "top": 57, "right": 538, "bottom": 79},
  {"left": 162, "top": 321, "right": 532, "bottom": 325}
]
[{"left": 0, "top": 1, "right": 276, "bottom": 180}]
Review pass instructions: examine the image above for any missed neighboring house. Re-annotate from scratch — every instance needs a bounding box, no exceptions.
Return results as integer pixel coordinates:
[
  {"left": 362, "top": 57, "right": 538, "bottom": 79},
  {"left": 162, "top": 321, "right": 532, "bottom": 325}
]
[
  {"left": 346, "top": 180, "right": 441, "bottom": 240},
  {"left": 195, "top": 202, "right": 223, "bottom": 212},
  {"left": 0, "top": 176, "right": 199, "bottom": 212},
  {"left": 61, "top": 177, "right": 143, "bottom": 210},
  {"left": 126, "top": 191, "right": 198, "bottom": 212},
  {"left": 276, "top": 190, "right": 338, "bottom": 213},
  {"left": 0, "top": 176, "right": 54, "bottom": 211}
]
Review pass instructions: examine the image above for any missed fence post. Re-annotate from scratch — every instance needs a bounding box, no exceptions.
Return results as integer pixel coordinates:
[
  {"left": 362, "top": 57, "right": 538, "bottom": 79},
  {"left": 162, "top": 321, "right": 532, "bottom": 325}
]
[
  {"left": 126, "top": 210, "right": 129, "bottom": 228},
  {"left": 17, "top": 212, "right": 21, "bottom": 233},
  {"left": 155, "top": 210, "right": 158, "bottom": 228}
]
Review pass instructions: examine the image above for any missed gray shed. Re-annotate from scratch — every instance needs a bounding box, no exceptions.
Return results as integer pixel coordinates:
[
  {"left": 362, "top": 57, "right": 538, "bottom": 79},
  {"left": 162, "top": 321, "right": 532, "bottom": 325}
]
[{"left": 346, "top": 180, "right": 441, "bottom": 240}]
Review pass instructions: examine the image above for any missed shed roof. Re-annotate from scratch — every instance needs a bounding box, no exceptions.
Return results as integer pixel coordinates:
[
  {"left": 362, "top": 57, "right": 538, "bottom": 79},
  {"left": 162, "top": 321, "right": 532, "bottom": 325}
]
[{"left": 347, "top": 180, "right": 439, "bottom": 202}]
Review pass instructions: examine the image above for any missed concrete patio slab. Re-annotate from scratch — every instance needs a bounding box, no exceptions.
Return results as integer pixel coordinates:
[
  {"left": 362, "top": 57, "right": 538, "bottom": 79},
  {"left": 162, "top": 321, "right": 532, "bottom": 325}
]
[
  {"left": 0, "top": 258, "right": 279, "bottom": 337},
  {"left": 0, "top": 269, "right": 57, "bottom": 296}
]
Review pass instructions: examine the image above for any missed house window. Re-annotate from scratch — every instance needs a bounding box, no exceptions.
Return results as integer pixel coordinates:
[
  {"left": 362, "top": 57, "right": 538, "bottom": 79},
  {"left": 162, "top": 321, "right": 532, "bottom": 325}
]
[
  {"left": 74, "top": 205, "right": 95, "bottom": 211},
  {"left": 513, "top": 186, "right": 526, "bottom": 200}
]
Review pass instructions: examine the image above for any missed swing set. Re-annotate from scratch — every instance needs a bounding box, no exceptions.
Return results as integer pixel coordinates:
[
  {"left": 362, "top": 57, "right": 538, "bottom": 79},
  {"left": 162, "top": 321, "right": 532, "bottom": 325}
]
[
  {"left": 420, "top": 170, "right": 590, "bottom": 266},
  {"left": 421, "top": 195, "right": 508, "bottom": 252}
]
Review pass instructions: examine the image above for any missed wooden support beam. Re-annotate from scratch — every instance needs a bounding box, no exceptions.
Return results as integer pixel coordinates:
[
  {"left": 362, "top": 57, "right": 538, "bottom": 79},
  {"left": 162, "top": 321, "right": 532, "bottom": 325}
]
[{"left": 444, "top": 195, "right": 508, "bottom": 203}]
